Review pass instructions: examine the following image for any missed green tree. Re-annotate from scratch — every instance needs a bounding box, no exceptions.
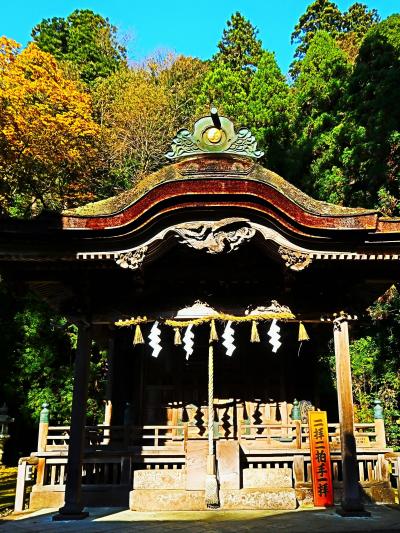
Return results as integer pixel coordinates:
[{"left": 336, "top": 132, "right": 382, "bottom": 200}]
[
  {"left": 321, "top": 285, "right": 400, "bottom": 449},
  {"left": 289, "top": 31, "right": 351, "bottom": 203},
  {"left": 291, "top": 0, "right": 342, "bottom": 63},
  {"left": 214, "top": 11, "right": 262, "bottom": 74},
  {"left": 0, "top": 284, "right": 107, "bottom": 461},
  {"left": 31, "top": 9, "right": 126, "bottom": 84},
  {"left": 341, "top": 15, "right": 400, "bottom": 212},
  {"left": 0, "top": 279, "right": 106, "bottom": 462},
  {"left": 196, "top": 63, "right": 249, "bottom": 124},
  {"left": 247, "top": 51, "right": 292, "bottom": 173},
  {"left": 342, "top": 3, "right": 380, "bottom": 37},
  {"left": 12, "top": 293, "right": 107, "bottom": 425},
  {"left": 338, "top": 3, "right": 380, "bottom": 63},
  {"left": 291, "top": 1, "right": 379, "bottom": 74},
  {"left": 198, "top": 13, "right": 293, "bottom": 175},
  {"left": 197, "top": 12, "right": 262, "bottom": 123}
]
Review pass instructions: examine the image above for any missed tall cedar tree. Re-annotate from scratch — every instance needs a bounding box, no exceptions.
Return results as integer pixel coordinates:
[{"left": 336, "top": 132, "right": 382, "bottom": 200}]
[
  {"left": 198, "top": 13, "right": 291, "bottom": 173},
  {"left": 247, "top": 51, "right": 292, "bottom": 174},
  {"left": 291, "top": 0, "right": 342, "bottom": 61},
  {"left": 291, "top": 1, "right": 379, "bottom": 74},
  {"left": 31, "top": 9, "right": 127, "bottom": 84},
  {"left": 197, "top": 12, "right": 263, "bottom": 122},
  {"left": 214, "top": 11, "right": 263, "bottom": 73},
  {"left": 342, "top": 14, "right": 400, "bottom": 213},
  {"left": 289, "top": 31, "right": 351, "bottom": 204}
]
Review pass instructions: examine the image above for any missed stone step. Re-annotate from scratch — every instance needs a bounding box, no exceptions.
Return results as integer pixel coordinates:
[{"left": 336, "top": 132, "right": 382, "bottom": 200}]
[{"left": 130, "top": 488, "right": 297, "bottom": 511}]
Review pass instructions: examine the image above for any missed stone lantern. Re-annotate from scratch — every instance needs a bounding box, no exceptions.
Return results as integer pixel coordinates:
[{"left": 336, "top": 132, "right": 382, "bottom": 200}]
[{"left": 0, "top": 403, "right": 14, "bottom": 467}]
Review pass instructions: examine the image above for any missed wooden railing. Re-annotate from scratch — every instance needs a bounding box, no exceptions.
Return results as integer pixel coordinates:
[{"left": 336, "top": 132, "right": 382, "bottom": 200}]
[
  {"left": 14, "top": 423, "right": 392, "bottom": 513},
  {"left": 45, "top": 424, "right": 186, "bottom": 451},
  {"left": 238, "top": 421, "right": 381, "bottom": 449},
  {"left": 302, "top": 422, "right": 381, "bottom": 448},
  {"left": 293, "top": 452, "right": 390, "bottom": 485},
  {"left": 43, "top": 419, "right": 385, "bottom": 453}
]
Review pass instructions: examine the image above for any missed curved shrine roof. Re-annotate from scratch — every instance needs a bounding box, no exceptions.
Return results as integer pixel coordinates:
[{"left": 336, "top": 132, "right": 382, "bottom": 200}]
[
  {"left": 4, "top": 111, "right": 400, "bottom": 320},
  {"left": 2, "top": 110, "right": 400, "bottom": 269},
  {"left": 64, "top": 156, "right": 375, "bottom": 219},
  {"left": 62, "top": 156, "right": 380, "bottom": 233}
]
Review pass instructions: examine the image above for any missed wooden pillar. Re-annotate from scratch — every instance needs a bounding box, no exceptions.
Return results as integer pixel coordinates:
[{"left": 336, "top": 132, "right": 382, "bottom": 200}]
[
  {"left": 53, "top": 321, "right": 92, "bottom": 521},
  {"left": 333, "top": 318, "right": 368, "bottom": 516}
]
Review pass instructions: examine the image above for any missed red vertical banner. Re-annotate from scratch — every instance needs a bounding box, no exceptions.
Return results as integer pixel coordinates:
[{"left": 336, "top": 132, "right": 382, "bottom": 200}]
[{"left": 308, "top": 411, "right": 334, "bottom": 507}]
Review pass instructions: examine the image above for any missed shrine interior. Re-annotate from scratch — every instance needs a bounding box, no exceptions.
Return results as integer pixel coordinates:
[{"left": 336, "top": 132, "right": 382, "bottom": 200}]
[{"left": 110, "top": 323, "right": 338, "bottom": 430}]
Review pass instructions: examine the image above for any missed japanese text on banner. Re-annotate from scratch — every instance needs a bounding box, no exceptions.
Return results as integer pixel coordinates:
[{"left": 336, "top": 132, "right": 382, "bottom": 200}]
[{"left": 308, "top": 410, "right": 334, "bottom": 506}]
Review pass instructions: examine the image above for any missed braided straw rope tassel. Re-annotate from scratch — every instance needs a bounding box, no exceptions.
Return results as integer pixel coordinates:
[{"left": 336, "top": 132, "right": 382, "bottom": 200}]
[{"left": 205, "top": 323, "right": 219, "bottom": 508}]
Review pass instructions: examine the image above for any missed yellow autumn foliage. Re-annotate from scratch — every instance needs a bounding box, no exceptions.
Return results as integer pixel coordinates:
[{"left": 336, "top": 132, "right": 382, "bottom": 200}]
[
  {"left": 93, "top": 53, "right": 207, "bottom": 182},
  {"left": 0, "top": 37, "right": 100, "bottom": 215}
]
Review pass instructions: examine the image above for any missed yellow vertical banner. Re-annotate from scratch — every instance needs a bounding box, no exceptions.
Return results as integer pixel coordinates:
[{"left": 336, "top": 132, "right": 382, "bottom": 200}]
[{"left": 308, "top": 410, "right": 334, "bottom": 507}]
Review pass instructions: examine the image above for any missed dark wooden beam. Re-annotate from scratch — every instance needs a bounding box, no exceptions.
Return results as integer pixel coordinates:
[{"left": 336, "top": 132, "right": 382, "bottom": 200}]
[
  {"left": 53, "top": 321, "right": 92, "bottom": 520},
  {"left": 333, "top": 318, "right": 370, "bottom": 516}
]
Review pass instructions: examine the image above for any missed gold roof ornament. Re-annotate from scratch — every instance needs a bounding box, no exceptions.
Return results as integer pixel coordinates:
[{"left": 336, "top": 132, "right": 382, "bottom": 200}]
[{"left": 165, "top": 107, "right": 264, "bottom": 160}]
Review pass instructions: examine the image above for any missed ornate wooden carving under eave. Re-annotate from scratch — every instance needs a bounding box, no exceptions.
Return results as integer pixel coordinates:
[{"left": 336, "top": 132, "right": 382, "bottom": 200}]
[
  {"left": 173, "top": 219, "right": 256, "bottom": 254},
  {"left": 115, "top": 246, "right": 148, "bottom": 270},
  {"left": 278, "top": 246, "right": 313, "bottom": 271}
]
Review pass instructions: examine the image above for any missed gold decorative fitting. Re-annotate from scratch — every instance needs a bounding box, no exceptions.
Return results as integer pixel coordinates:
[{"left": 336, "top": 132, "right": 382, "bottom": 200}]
[
  {"left": 205, "top": 127, "right": 223, "bottom": 144},
  {"left": 165, "top": 108, "right": 263, "bottom": 160}
]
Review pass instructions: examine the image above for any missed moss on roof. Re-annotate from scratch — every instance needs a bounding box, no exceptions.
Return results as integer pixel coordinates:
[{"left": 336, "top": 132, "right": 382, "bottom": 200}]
[
  {"left": 63, "top": 156, "right": 378, "bottom": 218},
  {"left": 251, "top": 164, "right": 377, "bottom": 217}
]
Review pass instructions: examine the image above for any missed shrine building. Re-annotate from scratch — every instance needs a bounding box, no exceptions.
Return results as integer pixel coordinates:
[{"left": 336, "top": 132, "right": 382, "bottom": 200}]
[{"left": 3, "top": 110, "right": 399, "bottom": 519}]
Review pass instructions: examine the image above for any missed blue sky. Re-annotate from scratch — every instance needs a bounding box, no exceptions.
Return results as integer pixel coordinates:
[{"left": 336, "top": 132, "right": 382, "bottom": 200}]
[{"left": 1, "top": 1, "right": 399, "bottom": 73}]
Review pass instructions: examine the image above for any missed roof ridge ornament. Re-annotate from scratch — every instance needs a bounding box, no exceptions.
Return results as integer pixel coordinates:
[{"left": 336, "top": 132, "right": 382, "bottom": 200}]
[{"left": 165, "top": 107, "right": 264, "bottom": 161}]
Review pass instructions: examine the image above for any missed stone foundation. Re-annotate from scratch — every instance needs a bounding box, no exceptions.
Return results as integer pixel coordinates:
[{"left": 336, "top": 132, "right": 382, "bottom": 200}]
[
  {"left": 129, "top": 488, "right": 297, "bottom": 511},
  {"left": 130, "top": 489, "right": 206, "bottom": 511},
  {"left": 243, "top": 467, "right": 292, "bottom": 488},
  {"left": 295, "top": 481, "right": 395, "bottom": 507},
  {"left": 30, "top": 486, "right": 65, "bottom": 510},
  {"left": 133, "top": 469, "right": 185, "bottom": 490},
  {"left": 30, "top": 484, "right": 130, "bottom": 509},
  {"left": 362, "top": 481, "right": 395, "bottom": 504},
  {"left": 220, "top": 488, "right": 297, "bottom": 510}
]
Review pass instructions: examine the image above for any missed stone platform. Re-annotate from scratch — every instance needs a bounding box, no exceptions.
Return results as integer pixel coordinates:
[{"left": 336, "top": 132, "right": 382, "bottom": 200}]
[
  {"left": 130, "top": 488, "right": 297, "bottom": 511},
  {"left": 130, "top": 462, "right": 297, "bottom": 511}
]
